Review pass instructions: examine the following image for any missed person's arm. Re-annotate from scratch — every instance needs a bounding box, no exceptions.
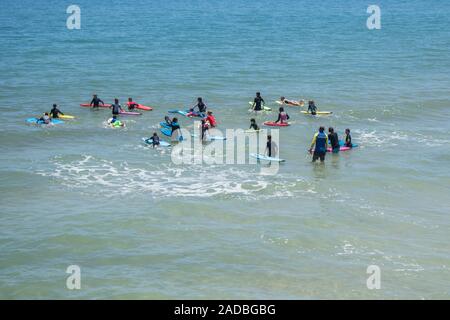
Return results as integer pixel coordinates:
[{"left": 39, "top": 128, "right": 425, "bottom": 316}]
[
  {"left": 58, "top": 108, "right": 64, "bottom": 115},
  {"left": 90, "top": 98, "right": 94, "bottom": 106},
  {"left": 119, "top": 104, "right": 123, "bottom": 112},
  {"left": 286, "top": 114, "right": 290, "bottom": 120},
  {"left": 261, "top": 98, "right": 265, "bottom": 106},
  {"left": 275, "top": 113, "right": 281, "bottom": 123},
  {"left": 325, "top": 134, "right": 329, "bottom": 149},
  {"left": 99, "top": 99, "right": 104, "bottom": 106},
  {"left": 251, "top": 99, "right": 256, "bottom": 110}
]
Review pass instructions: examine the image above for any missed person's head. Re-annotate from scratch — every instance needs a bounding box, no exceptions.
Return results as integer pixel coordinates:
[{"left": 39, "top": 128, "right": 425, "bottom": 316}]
[
  {"left": 279, "top": 107, "right": 284, "bottom": 112},
  {"left": 345, "top": 128, "right": 350, "bottom": 134},
  {"left": 311, "top": 100, "right": 315, "bottom": 105},
  {"left": 250, "top": 118, "right": 256, "bottom": 123},
  {"left": 328, "top": 127, "right": 334, "bottom": 133},
  {"left": 153, "top": 132, "right": 157, "bottom": 136},
  {"left": 267, "top": 134, "right": 272, "bottom": 141},
  {"left": 256, "top": 92, "right": 261, "bottom": 97},
  {"left": 280, "top": 96, "right": 285, "bottom": 101},
  {"left": 44, "top": 112, "right": 49, "bottom": 116},
  {"left": 308, "top": 100, "right": 312, "bottom": 105},
  {"left": 207, "top": 111, "right": 212, "bottom": 115},
  {"left": 93, "top": 94, "right": 97, "bottom": 98},
  {"left": 172, "top": 117, "right": 178, "bottom": 123},
  {"left": 197, "top": 97, "right": 203, "bottom": 103},
  {"left": 128, "top": 97, "right": 132, "bottom": 102},
  {"left": 52, "top": 104, "right": 57, "bottom": 108},
  {"left": 319, "top": 126, "right": 325, "bottom": 133},
  {"left": 114, "top": 98, "right": 119, "bottom": 103}
]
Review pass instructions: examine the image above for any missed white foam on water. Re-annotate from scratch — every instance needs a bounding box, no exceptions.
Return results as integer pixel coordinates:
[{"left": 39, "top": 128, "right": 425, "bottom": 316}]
[{"left": 37, "top": 155, "right": 314, "bottom": 200}]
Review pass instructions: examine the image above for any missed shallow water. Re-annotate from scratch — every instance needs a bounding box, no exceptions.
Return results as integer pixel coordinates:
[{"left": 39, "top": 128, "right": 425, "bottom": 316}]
[{"left": 0, "top": 0, "right": 449, "bottom": 299}]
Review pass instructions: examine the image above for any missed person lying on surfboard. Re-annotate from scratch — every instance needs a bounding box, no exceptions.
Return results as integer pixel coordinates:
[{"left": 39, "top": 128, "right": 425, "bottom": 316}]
[
  {"left": 251, "top": 92, "right": 265, "bottom": 111},
  {"left": 188, "top": 97, "right": 207, "bottom": 117},
  {"left": 127, "top": 97, "right": 138, "bottom": 111},
  {"left": 307, "top": 100, "right": 317, "bottom": 115},
  {"left": 108, "top": 115, "right": 124, "bottom": 127},
  {"left": 90, "top": 94, "right": 105, "bottom": 109},
  {"left": 49, "top": 104, "right": 64, "bottom": 118},
  {"left": 249, "top": 118, "right": 259, "bottom": 130},
  {"left": 110, "top": 98, "right": 123, "bottom": 115},
  {"left": 274, "top": 107, "right": 290, "bottom": 124},
  {"left": 280, "top": 97, "right": 305, "bottom": 107}
]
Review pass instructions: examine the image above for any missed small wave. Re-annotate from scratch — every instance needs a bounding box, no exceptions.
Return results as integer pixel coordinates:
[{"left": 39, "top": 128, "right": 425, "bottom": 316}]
[{"left": 37, "top": 155, "right": 315, "bottom": 199}]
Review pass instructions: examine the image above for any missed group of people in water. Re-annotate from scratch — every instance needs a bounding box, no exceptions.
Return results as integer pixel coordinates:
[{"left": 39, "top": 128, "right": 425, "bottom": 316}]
[{"left": 36, "top": 92, "right": 354, "bottom": 163}]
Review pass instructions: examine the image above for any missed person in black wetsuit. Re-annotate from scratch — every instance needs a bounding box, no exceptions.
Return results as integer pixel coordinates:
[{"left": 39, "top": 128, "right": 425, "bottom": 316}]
[
  {"left": 127, "top": 97, "right": 138, "bottom": 111},
  {"left": 249, "top": 118, "right": 259, "bottom": 130},
  {"left": 307, "top": 100, "right": 317, "bottom": 115},
  {"left": 200, "top": 119, "right": 209, "bottom": 141},
  {"left": 344, "top": 128, "right": 352, "bottom": 148},
  {"left": 90, "top": 94, "right": 105, "bottom": 109},
  {"left": 110, "top": 98, "right": 123, "bottom": 115},
  {"left": 252, "top": 92, "right": 265, "bottom": 111},
  {"left": 328, "top": 127, "right": 340, "bottom": 153},
  {"left": 190, "top": 97, "right": 207, "bottom": 116},
  {"left": 150, "top": 132, "right": 160, "bottom": 148},
  {"left": 264, "top": 134, "right": 278, "bottom": 157},
  {"left": 49, "top": 104, "right": 64, "bottom": 118}
]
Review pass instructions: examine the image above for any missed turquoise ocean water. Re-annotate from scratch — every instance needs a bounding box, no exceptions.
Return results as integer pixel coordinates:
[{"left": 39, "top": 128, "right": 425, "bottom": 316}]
[{"left": 0, "top": 0, "right": 449, "bottom": 299}]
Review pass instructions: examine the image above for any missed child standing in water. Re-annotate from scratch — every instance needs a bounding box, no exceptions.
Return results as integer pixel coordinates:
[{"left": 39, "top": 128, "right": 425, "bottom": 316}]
[
  {"left": 265, "top": 135, "right": 278, "bottom": 158},
  {"left": 251, "top": 92, "right": 265, "bottom": 111},
  {"left": 344, "top": 128, "right": 352, "bottom": 148}
]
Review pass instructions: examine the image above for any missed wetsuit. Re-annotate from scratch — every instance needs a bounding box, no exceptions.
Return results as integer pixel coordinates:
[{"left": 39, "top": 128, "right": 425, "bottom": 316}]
[
  {"left": 150, "top": 135, "right": 160, "bottom": 147},
  {"left": 249, "top": 123, "right": 259, "bottom": 130},
  {"left": 344, "top": 133, "right": 352, "bottom": 148},
  {"left": 329, "top": 132, "right": 340, "bottom": 153},
  {"left": 266, "top": 140, "right": 272, "bottom": 157},
  {"left": 201, "top": 122, "right": 208, "bottom": 140},
  {"left": 308, "top": 103, "right": 317, "bottom": 115},
  {"left": 254, "top": 96, "right": 265, "bottom": 111},
  {"left": 127, "top": 101, "right": 138, "bottom": 110},
  {"left": 276, "top": 112, "right": 290, "bottom": 123},
  {"left": 170, "top": 121, "right": 180, "bottom": 134},
  {"left": 192, "top": 102, "right": 207, "bottom": 116},
  {"left": 50, "top": 107, "right": 63, "bottom": 118},
  {"left": 311, "top": 132, "right": 328, "bottom": 162},
  {"left": 111, "top": 103, "right": 122, "bottom": 115},
  {"left": 90, "top": 97, "right": 104, "bottom": 108}
]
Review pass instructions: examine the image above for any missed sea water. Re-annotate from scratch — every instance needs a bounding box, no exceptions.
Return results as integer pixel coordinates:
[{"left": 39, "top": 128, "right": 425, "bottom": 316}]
[{"left": 0, "top": 0, "right": 449, "bottom": 299}]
